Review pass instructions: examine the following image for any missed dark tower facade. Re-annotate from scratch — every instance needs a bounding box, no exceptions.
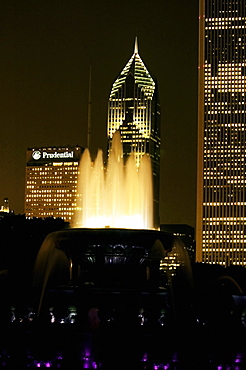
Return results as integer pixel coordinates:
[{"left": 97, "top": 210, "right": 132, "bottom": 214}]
[
  {"left": 197, "top": 0, "right": 246, "bottom": 265},
  {"left": 107, "top": 39, "right": 161, "bottom": 228}
]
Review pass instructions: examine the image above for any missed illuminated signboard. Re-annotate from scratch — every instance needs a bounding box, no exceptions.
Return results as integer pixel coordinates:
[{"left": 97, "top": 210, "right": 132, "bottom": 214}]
[{"left": 32, "top": 150, "right": 74, "bottom": 160}]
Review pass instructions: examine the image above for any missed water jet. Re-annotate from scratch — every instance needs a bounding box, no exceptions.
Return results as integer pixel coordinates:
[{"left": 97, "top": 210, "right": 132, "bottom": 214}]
[{"left": 73, "top": 131, "right": 153, "bottom": 229}]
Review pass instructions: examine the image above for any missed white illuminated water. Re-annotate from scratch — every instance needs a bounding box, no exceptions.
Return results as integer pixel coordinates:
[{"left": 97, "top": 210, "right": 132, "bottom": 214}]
[{"left": 74, "top": 131, "right": 153, "bottom": 229}]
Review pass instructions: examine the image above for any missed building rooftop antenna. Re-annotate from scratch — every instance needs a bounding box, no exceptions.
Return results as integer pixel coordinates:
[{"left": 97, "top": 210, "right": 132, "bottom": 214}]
[{"left": 134, "top": 36, "right": 138, "bottom": 54}]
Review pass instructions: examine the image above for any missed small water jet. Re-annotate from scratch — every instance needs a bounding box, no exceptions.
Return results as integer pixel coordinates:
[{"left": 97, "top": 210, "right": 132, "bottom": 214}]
[{"left": 73, "top": 131, "right": 153, "bottom": 229}]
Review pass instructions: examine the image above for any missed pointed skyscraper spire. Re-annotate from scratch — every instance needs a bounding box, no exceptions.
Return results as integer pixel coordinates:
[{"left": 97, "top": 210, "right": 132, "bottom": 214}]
[
  {"left": 107, "top": 39, "right": 161, "bottom": 228},
  {"left": 134, "top": 36, "right": 138, "bottom": 54}
]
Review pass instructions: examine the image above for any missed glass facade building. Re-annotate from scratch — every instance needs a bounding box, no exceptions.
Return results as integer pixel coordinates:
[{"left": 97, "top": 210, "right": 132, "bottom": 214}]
[
  {"left": 25, "top": 146, "right": 83, "bottom": 225},
  {"left": 197, "top": 0, "right": 246, "bottom": 265},
  {"left": 107, "top": 39, "right": 161, "bottom": 228}
]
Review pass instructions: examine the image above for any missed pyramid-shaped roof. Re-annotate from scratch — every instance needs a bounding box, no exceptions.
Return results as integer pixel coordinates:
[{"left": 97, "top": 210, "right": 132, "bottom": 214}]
[{"left": 110, "top": 38, "right": 155, "bottom": 99}]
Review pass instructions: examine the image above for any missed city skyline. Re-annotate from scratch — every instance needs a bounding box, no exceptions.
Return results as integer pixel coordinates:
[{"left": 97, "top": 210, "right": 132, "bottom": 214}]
[{"left": 0, "top": 1, "right": 198, "bottom": 228}]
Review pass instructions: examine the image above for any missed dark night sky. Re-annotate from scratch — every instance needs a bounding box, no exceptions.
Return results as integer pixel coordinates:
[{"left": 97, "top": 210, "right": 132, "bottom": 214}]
[{"left": 0, "top": 0, "right": 198, "bottom": 228}]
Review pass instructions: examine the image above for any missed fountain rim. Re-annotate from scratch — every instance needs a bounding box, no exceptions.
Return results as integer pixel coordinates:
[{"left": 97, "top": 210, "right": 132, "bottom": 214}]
[{"left": 43, "top": 227, "right": 175, "bottom": 254}]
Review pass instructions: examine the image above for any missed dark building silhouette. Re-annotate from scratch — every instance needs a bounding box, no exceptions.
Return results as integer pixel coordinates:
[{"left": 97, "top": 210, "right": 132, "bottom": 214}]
[{"left": 160, "top": 224, "right": 195, "bottom": 262}]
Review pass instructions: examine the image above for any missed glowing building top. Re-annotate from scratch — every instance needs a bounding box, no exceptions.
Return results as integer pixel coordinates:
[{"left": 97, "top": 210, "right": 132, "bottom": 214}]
[
  {"left": 109, "top": 38, "right": 155, "bottom": 105},
  {"left": 107, "top": 38, "right": 161, "bottom": 228},
  {"left": 108, "top": 37, "right": 158, "bottom": 140}
]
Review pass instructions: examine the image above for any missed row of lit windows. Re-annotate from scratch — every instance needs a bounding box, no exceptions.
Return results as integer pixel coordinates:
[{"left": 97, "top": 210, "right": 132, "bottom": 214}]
[
  {"left": 203, "top": 250, "right": 246, "bottom": 256},
  {"left": 27, "top": 177, "right": 78, "bottom": 181},
  {"left": 28, "top": 208, "right": 76, "bottom": 212},
  {"left": 26, "top": 206, "right": 75, "bottom": 211},
  {"left": 203, "top": 239, "right": 246, "bottom": 243},
  {"left": 26, "top": 195, "right": 72, "bottom": 199},
  {"left": 204, "top": 229, "right": 245, "bottom": 234},
  {"left": 27, "top": 167, "right": 78, "bottom": 175},
  {"left": 206, "top": 110, "right": 246, "bottom": 114},
  {"left": 27, "top": 196, "right": 70, "bottom": 201},
  {"left": 206, "top": 92, "right": 245, "bottom": 96},
  {"left": 26, "top": 186, "right": 77, "bottom": 191},
  {"left": 25, "top": 212, "right": 74, "bottom": 221},
  {"left": 30, "top": 211, "right": 75, "bottom": 216},
  {"left": 28, "top": 171, "right": 78, "bottom": 175},
  {"left": 36, "top": 182, "right": 77, "bottom": 186},
  {"left": 203, "top": 217, "right": 246, "bottom": 221},
  {"left": 26, "top": 193, "right": 74, "bottom": 198},
  {"left": 205, "top": 25, "right": 246, "bottom": 30},
  {"left": 26, "top": 207, "right": 75, "bottom": 211},
  {"left": 205, "top": 73, "right": 244, "bottom": 78},
  {"left": 205, "top": 102, "right": 245, "bottom": 105},
  {"left": 205, "top": 172, "right": 246, "bottom": 177},
  {"left": 203, "top": 202, "right": 246, "bottom": 206},
  {"left": 205, "top": 65, "right": 245, "bottom": 72},
  {"left": 205, "top": 17, "right": 245, "bottom": 22},
  {"left": 202, "top": 261, "right": 246, "bottom": 266},
  {"left": 204, "top": 173, "right": 246, "bottom": 178},
  {"left": 28, "top": 163, "right": 78, "bottom": 168},
  {"left": 204, "top": 176, "right": 245, "bottom": 186},
  {"left": 205, "top": 98, "right": 245, "bottom": 103},
  {"left": 40, "top": 181, "right": 76, "bottom": 185},
  {"left": 52, "top": 162, "right": 79, "bottom": 167},
  {"left": 205, "top": 67, "right": 245, "bottom": 73},
  {"left": 26, "top": 203, "right": 76, "bottom": 208},
  {"left": 205, "top": 123, "right": 245, "bottom": 127},
  {"left": 204, "top": 148, "right": 244, "bottom": 153}
]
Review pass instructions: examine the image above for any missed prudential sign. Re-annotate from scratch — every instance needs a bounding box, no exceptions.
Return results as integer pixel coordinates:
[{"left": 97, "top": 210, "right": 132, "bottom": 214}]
[{"left": 32, "top": 151, "right": 74, "bottom": 160}]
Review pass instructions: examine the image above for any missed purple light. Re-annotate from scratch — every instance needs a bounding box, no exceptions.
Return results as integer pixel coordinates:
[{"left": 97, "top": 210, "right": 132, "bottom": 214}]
[
  {"left": 142, "top": 353, "right": 148, "bottom": 362},
  {"left": 36, "top": 363, "right": 41, "bottom": 368},
  {"left": 45, "top": 362, "right": 51, "bottom": 368},
  {"left": 217, "top": 366, "right": 223, "bottom": 370},
  {"left": 172, "top": 353, "right": 178, "bottom": 363},
  {"left": 235, "top": 354, "right": 243, "bottom": 364},
  {"left": 153, "top": 366, "right": 158, "bottom": 370}
]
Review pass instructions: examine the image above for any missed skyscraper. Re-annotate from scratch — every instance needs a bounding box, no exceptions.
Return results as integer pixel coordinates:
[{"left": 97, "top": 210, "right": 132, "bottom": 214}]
[
  {"left": 107, "top": 38, "right": 161, "bottom": 228},
  {"left": 197, "top": 1, "right": 246, "bottom": 265},
  {"left": 25, "top": 146, "right": 83, "bottom": 225}
]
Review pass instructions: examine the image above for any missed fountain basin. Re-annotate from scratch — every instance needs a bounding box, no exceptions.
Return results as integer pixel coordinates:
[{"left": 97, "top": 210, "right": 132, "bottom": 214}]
[{"left": 33, "top": 228, "right": 175, "bottom": 289}]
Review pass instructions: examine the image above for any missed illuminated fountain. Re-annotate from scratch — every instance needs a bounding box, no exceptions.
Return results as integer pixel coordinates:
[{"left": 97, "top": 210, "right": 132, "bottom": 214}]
[
  {"left": 30, "top": 131, "right": 193, "bottom": 369},
  {"left": 73, "top": 130, "right": 153, "bottom": 229}
]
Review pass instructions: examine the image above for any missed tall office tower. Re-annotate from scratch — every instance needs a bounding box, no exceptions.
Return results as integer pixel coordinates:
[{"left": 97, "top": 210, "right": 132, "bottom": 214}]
[
  {"left": 197, "top": 0, "right": 246, "bottom": 265},
  {"left": 107, "top": 38, "right": 161, "bottom": 228},
  {"left": 25, "top": 146, "right": 83, "bottom": 225}
]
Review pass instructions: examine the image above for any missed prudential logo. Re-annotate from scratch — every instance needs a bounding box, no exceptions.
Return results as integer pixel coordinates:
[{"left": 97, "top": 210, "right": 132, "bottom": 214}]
[{"left": 32, "top": 151, "right": 42, "bottom": 160}]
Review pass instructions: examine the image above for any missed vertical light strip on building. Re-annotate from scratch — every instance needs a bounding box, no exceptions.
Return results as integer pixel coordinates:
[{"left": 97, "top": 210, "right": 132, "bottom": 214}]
[{"left": 197, "top": 0, "right": 246, "bottom": 266}]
